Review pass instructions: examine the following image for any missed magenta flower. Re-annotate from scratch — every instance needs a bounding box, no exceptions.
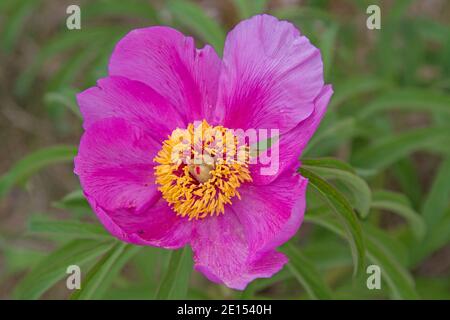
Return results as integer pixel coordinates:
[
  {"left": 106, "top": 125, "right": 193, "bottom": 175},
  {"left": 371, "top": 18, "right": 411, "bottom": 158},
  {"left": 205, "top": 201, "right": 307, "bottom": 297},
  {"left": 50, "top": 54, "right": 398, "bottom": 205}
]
[{"left": 74, "top": 14, "right": 332, "bottom": 290}]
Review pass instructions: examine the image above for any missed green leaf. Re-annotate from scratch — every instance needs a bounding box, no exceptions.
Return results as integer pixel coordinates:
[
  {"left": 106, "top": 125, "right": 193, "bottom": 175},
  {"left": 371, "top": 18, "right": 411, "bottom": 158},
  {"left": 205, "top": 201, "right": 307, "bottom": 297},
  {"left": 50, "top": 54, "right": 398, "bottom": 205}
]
[
  {"left": 46, "top": 45, "right": 100, "bottom": 91},
  {"left": 371, "top": 190, "right": 426, "bottom": 240},
  {"left": 239, "top": 269, "right": 291, "bottom": 299},
  {"left": 421, "top": 156, "right": 450, "bottom": 230},
  {"left": 352, "top": 126, "right": 450, "bottom": 173},
  {"left": 304, "top": 214, "right": 419, "bottom": 299},
  {"left": 44, "top": 88, "right": 82, "bottom": 119},
  {"left": 302, "top": 239, "right": 352, "bottom": 270},
  {"left": 303, "top": 158, "right": 372, "bottom": 217},
  {"left": 0, "top": 145, "right": 77, "bottom": 198},
  {"left": 53, "top": 189, "right": 91, "bottom": 216},
  {"left": 1, "top": 245, "right": 47, "bottom": 274},
  {"left": 411, "top": 209, "right": 450, "bottom": 266},
  {"left": 1, "top": 0, "right": 39, "bottom": 53},
  {"left": 415, "top": 18, "right": 450, "bottom": 44},
  {"left": 416, "top": 277, "right": 450, "bottom": 300},
  {"left": 365, "top": 233, "right": 419, "bottom": 299},
  {"left": 167, "top": 0, "right": 226, "bottom": 54},
  {"left": 84, "top": 0, "right": 159, "bottom": 22},
  {"left": 273, "top": 6, "right": 336, "bottom": 25},
  {"left": 409, "top": 157, "right": 450, "bottom": 264},
  {"left": 328, "top": 76, "right": 388, "bottom": 109},
  {"left": 391, "top": 159, "right": 422, "bottom": 209},
  {"left": 232, "top": 0, "right": 268, "bottom": 19},
  {"left": 363, "top": 223, "right": 409, "bottom": 267},
  {"left": 356, "top": 89, "right": 450, "bottom": 120},
  {"left": 155, "top": 247, "right": 193, "bottom": 299},
  {"left": 15, "top": 27, "right": 122, "bottom": 97},
  {"left": 283, "top": 243, "right": 333, "bottom": 300},
  {"left": 319, "top": 24, "right": 338, "bottom": 81},
  {"left": 299, "top": 167, "right": 365, "bottom": 275},
  {"left": 389, "top": 0, "right": 415, "bottom": 20},
  {"left": 71, "top": 243, "right": 140, "bottom": 300},
  {"left": 303, "top": 117, "right": 356, "bottom": 155},
  {"left": 28, "top": 216, "right": 110, "bottom": 240},
  {"left": 14, "top": 239, "right": 114, "bottom": 299},
  {"left": 0, "top": 0, "right": 18, "bottom": 11},
  {"left": 302, "top": 157, "right": 355, "bottom": 173}
]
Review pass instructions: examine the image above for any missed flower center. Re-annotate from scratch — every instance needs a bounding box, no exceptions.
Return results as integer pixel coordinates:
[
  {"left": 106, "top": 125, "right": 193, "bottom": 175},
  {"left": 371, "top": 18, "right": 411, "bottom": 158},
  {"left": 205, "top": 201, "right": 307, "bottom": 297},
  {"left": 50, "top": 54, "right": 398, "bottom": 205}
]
[
  {"left": 154, "top": 120, "right": 252, "bottom": 220},
  {"left": 188, "top": 163, "right": 213, "bottom": 183}
]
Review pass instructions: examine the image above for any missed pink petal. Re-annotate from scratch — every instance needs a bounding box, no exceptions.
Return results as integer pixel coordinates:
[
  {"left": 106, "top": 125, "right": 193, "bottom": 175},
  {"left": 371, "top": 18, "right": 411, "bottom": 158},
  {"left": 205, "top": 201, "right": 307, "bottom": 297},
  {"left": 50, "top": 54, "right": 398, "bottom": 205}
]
[
  {"left": 191, "top": 211, "right": 288, "bottom": 290},
  {"left": 251, "top": 85, "right": 333, "bottom": 185},
  {"left": 108, "top": 26, "right": 221, "bottom": 122},
  {"left": 215, "top": 14, "right": 324, "bottom": 133},
  {"left": 191, "top": 172, "right": 306, "bottom": 290},
  {"left": 77, "top": 76, "right": 185, "bottom": 142},
  {"left": 87, "top": 196, "right": 191, "bottom": 249},
  {"left": 74, "top": 117, "right": 160, "bottom": 214},
  {"left": 232, "top": 172, "right": 308, "bottom": 254}
]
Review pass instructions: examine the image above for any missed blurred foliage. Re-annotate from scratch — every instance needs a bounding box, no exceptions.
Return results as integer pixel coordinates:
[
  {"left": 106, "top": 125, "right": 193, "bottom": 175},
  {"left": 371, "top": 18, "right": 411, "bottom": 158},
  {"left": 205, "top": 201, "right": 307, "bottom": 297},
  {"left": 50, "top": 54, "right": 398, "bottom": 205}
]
[{"left": 0, "top": 0, "right": 449, "bottom": 300}]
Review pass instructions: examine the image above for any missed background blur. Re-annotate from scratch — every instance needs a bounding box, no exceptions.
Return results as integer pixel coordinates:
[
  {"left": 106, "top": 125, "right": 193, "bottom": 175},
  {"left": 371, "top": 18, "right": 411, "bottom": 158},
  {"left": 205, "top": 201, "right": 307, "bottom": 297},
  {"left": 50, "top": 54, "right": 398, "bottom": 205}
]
[{"left": 0, "top": 0, "right": 449, "bottom": 299}]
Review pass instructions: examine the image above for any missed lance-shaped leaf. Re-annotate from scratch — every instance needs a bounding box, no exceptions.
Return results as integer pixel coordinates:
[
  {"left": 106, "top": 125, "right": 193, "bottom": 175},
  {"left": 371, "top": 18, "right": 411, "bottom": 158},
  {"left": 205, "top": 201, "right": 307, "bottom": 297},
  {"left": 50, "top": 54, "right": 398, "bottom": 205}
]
[
  {"left": 304, "top": 214, "right": 419, "bottom": 299},
  {"left": 283, "top": 243, "right": 333, "bottom": 300},
  {"left": 167, "top": 0, "right": 226, "bottom": 53},
  {"left": 352, "top": 126, "right": 450, "bottom": 173},
  {"left": 155, "top": 247, "right": 193, "bottom": 299},
  {"left": 371, "top": 190, "right": 426, "bottom": 240},
  {"left": 28, "top": 216, "right": 110, "bottom": 240},
  {"left": 14, "top": 239, "right": 114, "bottom": 299},
  {"left": 302, "top": 158, "right": 372, "bottom": 217},
  {"left": 299, "top": 167, "right": 365, "bottom": 275},
  {"left": 356, "top": 89, "right": 450, "bottom": 120},
  {"left": 71, "top": 243, "right": 141, "bottom": 300},
  {"left": 0, "top": 145, "right": 77, "bottom": 197}
]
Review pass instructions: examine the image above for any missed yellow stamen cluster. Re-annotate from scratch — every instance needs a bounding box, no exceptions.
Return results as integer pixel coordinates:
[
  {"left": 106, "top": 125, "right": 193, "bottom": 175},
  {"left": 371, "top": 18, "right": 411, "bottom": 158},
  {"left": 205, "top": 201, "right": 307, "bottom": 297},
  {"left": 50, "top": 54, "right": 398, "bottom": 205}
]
[{"left": 154, "top": 120, "right": 252, "bottom": 220}]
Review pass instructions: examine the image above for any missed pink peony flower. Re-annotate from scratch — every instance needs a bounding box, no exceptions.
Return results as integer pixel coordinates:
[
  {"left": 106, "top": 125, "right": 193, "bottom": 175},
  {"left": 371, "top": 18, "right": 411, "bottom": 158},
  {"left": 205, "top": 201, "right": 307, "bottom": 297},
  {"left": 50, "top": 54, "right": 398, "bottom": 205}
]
[{"left": 74, "top": 14, "right": 333, "bottom": 290}]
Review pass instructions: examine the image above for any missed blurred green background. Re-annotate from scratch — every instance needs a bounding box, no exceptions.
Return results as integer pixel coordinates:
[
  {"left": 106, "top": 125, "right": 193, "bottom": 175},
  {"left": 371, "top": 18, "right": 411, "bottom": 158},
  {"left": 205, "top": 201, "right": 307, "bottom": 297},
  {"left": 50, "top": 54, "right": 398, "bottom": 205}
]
[{"left": 0, "top": 0, "right": 449, "bottom": 300}]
